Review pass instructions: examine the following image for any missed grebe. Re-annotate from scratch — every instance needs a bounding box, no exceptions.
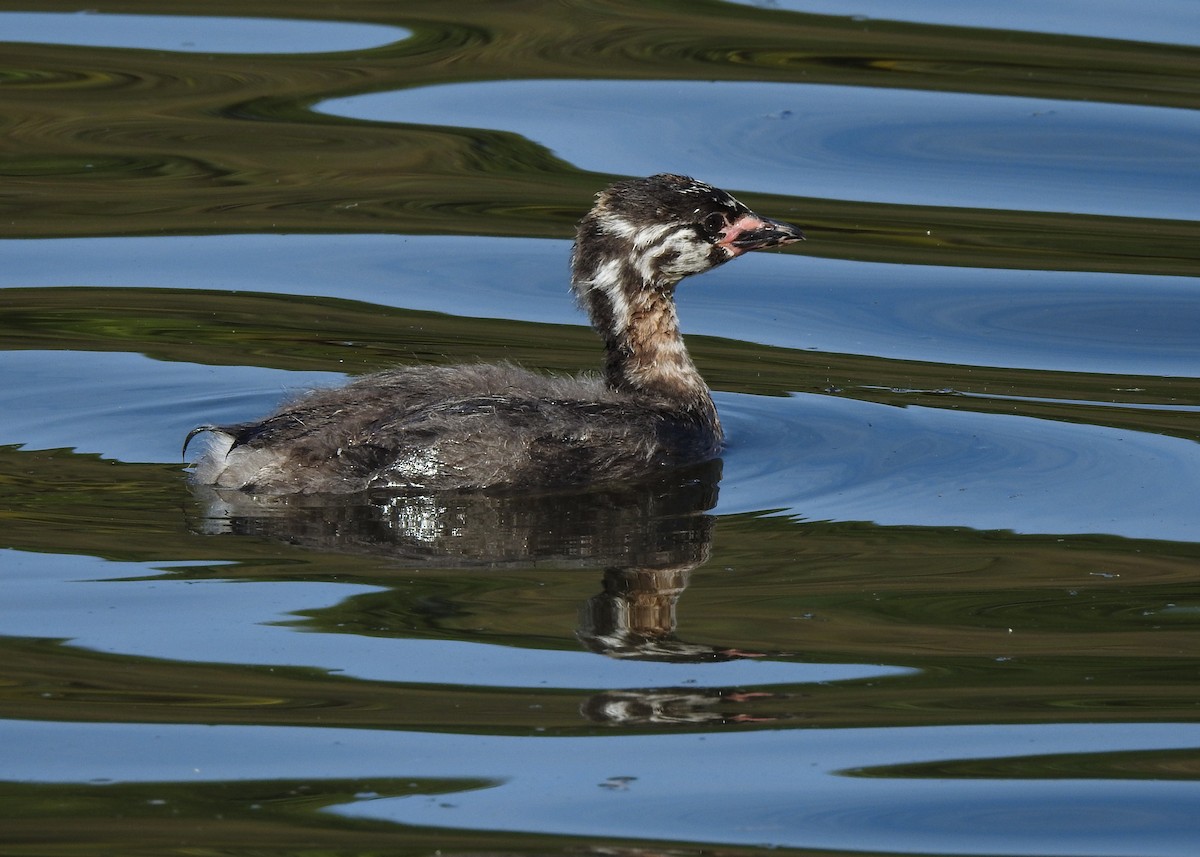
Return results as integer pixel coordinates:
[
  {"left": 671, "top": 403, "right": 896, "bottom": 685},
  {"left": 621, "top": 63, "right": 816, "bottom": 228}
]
[{"left": 186, "top": 174, "right": 804, "bottom": 493}]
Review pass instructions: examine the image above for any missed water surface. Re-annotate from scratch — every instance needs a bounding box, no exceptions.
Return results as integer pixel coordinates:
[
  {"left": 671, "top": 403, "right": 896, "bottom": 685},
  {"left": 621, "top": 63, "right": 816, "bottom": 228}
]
[{"left": 2, "top": 1, "right": 1199, "bottom": 856}]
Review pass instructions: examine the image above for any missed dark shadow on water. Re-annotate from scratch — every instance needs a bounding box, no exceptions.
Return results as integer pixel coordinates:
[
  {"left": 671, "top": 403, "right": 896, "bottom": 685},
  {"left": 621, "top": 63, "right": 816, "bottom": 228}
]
[
  {"left": 187, "top": 460, "right": 721, "bottom": 571},
  {"left": 192, "top": 461, "right": 728, "bottom": 652},
  {"left": 187, "top": 459, "right": 794, "bottom": 725}
]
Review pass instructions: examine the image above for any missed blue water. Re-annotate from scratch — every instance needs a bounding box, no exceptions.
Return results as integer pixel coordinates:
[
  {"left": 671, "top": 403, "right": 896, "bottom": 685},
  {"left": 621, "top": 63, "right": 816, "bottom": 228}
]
[
  {"left": 324, "top": 80, "right": 1200, "bottom": 218},
  {"left": 734, "top": 0, "right": 1200, "bottom": 47},
  {"left": 2, "top": 12, "right": 407, "bottom": 54},
  {"left": 8, "top": 234, "right": 1198, "bottom": 373},
  {"left": 8, "top": 718, "right": 1200, "bottom": 855}
]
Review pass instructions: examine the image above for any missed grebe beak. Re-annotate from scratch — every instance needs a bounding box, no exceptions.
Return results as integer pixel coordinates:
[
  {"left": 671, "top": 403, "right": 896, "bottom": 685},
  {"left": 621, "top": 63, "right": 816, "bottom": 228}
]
[{"left": 718, "top": 214, "right": 806, "bottom": 256}]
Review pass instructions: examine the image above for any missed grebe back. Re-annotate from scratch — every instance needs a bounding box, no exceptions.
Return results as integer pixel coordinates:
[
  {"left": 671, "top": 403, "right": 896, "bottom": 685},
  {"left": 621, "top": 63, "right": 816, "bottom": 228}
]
[{"left": 187, "top": 174, "right": 804, "bottom": 493}]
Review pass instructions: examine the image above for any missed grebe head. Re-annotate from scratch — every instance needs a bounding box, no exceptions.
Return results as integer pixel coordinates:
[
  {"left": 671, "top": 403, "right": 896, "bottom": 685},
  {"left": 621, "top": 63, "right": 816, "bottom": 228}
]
[
  {"left": 570, "top": 174, "right": 805, "bottom": 404},
  {"left": 571, "top": 173, "right": 805, "bottom": 291}
]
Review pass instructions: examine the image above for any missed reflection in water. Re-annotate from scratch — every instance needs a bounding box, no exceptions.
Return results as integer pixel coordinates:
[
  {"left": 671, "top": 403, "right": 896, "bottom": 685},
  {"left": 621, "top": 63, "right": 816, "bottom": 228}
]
[
  {"left": 581, "top": 687, "right": 780, "bottom": 727},
  {"left": 190, "top": 460, "right": 720, "bottom": 569},
  {"left": 577, "top": 565, "right": 786, "bottom": 725},
  {"left": 198, "top": 465, "right": 724, "bottom": 627},
  {"left": 190, "top": 460, "right": 792, "bottom": 725},
  {"left": 579, "top": 569, "right": 766, "bottom": 664}
]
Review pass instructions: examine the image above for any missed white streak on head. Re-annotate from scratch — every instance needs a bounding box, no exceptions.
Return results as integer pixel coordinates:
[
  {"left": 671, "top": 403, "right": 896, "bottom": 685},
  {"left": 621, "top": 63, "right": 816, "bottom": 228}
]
[
  {"left": 631, "top": 222, "right": 674, "bottom": 249},
  {"left": 648, "top": 227, "right": 723, "bottom": 280},
  {"left": 600, "top": 215, "right": 638, "bottom": 240}
]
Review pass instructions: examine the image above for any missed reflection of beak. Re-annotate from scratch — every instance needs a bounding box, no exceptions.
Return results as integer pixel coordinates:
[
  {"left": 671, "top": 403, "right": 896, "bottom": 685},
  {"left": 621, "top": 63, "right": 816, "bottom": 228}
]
[{"left": 718, "top": 214, "right": 806, "bottom": 256}]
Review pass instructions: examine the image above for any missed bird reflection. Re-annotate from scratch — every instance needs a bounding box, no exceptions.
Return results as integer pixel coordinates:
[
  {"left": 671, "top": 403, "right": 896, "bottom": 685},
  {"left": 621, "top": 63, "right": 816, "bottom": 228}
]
[
  {"left": 189, "top": 458, "right": 782, "bottom": 725},
  {"left": 190, "top": 460, "right": 721, "bottom": 572}
]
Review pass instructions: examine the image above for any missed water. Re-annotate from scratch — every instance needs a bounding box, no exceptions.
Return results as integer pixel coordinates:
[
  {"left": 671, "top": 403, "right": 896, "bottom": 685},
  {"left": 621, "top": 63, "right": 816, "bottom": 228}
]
[
  {"left": 323, "top": 79, "right": 1200, "bottom": 218},
  {"left": 3, "top": 2, "right": 1200, "bottom": 856}
]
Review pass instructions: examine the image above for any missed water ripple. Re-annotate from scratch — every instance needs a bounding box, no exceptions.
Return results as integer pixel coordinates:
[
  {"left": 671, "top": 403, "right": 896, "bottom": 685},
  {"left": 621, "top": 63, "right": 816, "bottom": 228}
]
[
  {"left": 4, "top": 3, "right": 1200, "bottom": 855},
  {"left": 322, "top": 79, "right": 1200, "bottom": 219},
  {"left": 11, "top": 719, "right": 1200, "bottom": 856},
  {"left": 717, "top": 391, "right": 1200, "bottom": 542}
]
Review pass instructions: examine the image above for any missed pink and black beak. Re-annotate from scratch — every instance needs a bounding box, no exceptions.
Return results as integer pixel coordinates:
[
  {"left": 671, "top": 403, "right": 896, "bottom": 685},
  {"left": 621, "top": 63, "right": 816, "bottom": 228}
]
[{"left": 718, "top": 213, "right": 806, "bottom": 257}]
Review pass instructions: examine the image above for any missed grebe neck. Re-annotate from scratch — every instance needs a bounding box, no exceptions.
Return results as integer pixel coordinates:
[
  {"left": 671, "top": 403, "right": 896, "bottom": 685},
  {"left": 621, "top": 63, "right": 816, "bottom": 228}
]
[{"left": 574, "top": 255, "right": 715, "bottom": 416}]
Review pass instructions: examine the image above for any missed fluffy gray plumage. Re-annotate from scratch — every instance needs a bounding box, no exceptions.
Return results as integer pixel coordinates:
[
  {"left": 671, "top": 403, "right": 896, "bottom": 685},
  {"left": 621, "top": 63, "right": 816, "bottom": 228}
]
[{"left": 187, "top": 174, "right": 804, "bottom": 493}]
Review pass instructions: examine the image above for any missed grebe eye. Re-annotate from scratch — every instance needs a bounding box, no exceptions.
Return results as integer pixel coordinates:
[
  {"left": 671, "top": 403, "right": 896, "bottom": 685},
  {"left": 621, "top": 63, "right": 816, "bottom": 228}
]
[{"left": 701, "top": 212, "right": 727, "bottom": 239}]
